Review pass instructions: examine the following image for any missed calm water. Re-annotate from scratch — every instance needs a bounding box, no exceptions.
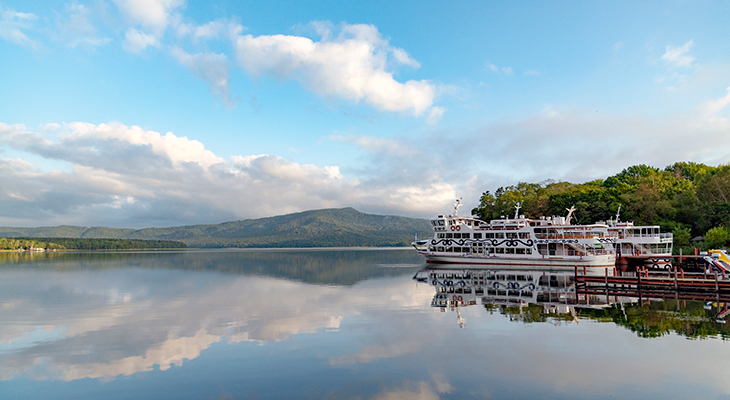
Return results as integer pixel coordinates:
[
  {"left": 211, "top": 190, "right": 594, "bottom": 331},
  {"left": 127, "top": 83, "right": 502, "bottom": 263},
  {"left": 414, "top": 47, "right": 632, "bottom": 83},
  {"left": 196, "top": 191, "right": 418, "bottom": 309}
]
[{"left": 1, "top": 249, "right": 730, "bottom": 400}]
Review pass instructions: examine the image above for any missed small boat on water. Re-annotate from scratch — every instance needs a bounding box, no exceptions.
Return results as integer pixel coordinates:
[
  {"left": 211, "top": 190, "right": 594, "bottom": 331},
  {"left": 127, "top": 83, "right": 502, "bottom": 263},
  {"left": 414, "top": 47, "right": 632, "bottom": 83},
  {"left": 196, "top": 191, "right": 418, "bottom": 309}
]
[{"left": 413, "top": 200, "right": 616, "bottom": 269}]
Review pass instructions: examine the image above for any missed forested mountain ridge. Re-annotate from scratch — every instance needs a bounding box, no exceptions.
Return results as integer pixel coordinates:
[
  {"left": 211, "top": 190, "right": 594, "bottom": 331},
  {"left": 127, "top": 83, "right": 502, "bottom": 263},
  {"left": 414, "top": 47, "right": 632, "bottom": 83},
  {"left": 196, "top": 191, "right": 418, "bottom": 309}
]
[
  {"left": 471, "top": 162, "right": 730, "bottom": 251},
  {"left": 0, "top": 208, "right": 433, "bottom": 248}
]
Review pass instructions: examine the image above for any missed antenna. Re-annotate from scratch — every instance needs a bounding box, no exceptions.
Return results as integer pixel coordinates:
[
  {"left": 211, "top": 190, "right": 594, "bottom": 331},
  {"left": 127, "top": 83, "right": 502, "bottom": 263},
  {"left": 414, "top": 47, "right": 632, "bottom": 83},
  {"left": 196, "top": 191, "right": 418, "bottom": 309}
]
[
  {"left": 453, "top": 197, "right": 462, "bottom": 217},
  {"left": 514, "top": 201, "right": 523, "bottom": 219},
  {"left": 615, "top": 204, "right": 622, "bottom": 223}
]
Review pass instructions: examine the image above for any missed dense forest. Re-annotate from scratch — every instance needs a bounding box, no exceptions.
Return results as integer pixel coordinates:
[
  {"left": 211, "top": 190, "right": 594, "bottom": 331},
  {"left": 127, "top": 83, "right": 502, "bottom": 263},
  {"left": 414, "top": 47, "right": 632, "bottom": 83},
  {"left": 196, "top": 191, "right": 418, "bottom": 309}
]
[
  {"left": 471, "top": 162, "right": 730, "bottom": 254},
  {"left": 0, "top": 237, "right": 186, "bottom": 251}
]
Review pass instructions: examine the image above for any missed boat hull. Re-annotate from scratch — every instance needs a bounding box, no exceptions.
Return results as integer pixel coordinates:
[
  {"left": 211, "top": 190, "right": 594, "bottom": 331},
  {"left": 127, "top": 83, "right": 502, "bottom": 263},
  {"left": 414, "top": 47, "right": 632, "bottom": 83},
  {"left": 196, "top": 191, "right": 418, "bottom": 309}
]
[{"left": 419, "top": 252, "right": 615, "bottom": 269}]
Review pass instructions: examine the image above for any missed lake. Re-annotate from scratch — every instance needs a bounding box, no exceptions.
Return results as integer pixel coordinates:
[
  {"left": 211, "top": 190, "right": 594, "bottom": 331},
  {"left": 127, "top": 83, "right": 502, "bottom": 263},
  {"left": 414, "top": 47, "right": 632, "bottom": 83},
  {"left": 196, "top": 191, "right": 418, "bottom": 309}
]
[{"left": 1, "top": 249, "right": 729, "bottom": 400}]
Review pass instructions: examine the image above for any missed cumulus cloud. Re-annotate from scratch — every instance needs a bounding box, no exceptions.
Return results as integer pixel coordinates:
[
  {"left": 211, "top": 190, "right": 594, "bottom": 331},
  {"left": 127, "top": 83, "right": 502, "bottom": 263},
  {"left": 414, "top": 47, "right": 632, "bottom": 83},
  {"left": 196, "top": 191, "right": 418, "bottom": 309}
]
[
  {"left": 0, "top": 122, "right": 455, "bottom": 227},
  {"left": 171, "top": 47, "right": 238, "bottom": 107},
  {"left": 0, "top": 5, "right": 40, "bottom": 48},
  {"left": 232, "top": 23, "right": 440, "bottom": 116},
  {"left": 662, "top": 40, "right": 695, "bottom": 68}
]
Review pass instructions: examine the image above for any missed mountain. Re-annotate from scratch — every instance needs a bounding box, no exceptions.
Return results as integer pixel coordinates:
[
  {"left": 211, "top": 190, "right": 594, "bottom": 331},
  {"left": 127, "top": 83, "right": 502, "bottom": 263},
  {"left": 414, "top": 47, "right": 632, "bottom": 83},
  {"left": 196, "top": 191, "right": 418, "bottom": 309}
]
[{"left": 0, "top": 208, "right": 433, "bottom": 248}]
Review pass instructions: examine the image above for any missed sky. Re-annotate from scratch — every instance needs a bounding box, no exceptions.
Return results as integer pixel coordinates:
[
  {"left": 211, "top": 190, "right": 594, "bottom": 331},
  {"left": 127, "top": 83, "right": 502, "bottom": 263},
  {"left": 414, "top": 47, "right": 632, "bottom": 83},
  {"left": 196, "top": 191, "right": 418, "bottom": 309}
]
[{"left": 1, "top": 0, "right": 730, "bottom": 228}]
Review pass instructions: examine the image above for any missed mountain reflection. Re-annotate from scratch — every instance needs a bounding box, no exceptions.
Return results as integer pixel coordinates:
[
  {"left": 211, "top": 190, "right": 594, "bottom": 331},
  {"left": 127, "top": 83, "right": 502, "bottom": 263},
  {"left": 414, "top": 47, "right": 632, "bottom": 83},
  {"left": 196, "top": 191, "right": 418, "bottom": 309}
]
[
  {"left": 0, "top": 250, "right": 427, "bottom": 382},
  {"left": 416, "top": 266, "right": 730, "bottom": 339},
  {"left": 0, "top": 248, "right": 424, "bottom": 285}
]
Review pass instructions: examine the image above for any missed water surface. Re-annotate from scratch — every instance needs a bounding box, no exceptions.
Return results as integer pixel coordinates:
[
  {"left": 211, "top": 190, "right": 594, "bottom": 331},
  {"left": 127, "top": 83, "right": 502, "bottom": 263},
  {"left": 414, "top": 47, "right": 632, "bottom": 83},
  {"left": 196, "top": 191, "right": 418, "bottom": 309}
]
[{"left": 1, "top": 249, "right": 729, "bottom": 400}]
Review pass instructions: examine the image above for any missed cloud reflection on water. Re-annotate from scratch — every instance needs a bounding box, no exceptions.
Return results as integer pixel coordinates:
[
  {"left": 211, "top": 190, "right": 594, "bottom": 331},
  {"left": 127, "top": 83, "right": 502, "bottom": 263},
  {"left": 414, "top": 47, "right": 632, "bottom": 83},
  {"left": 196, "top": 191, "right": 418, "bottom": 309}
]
[{"left": 0, "top": 266, "right": 432, "bottom": 381}]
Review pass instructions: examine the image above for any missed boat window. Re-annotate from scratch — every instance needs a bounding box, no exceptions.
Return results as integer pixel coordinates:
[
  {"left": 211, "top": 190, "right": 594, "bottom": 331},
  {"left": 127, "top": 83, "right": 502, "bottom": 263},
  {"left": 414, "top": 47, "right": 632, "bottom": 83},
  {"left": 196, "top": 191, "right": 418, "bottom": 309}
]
[
  {"left": 473, "top": 233, "right": 482, "bottom": 239},
  {"left": 438, "top": 220, "right": 445, "bottom": 226},
  {"left": 506, "top": 232, "right": 517, "bottom": 239},
  {"left": 496, "top": 233, "right": 505, "bottom": 239},
  {"left": 462, "top": 233, "right": 470, "bottom": 239},
  {"left": 526, "top": 248, "right": 532, "bottom": 254},
  {"left": 438, "top": 233, "right": 445, "bottom": 238},
  {"left": 430, "top": 220, "right": 437, "bottom": 226},
  {"left": 495, "top": 248, "right": 505, "bottom": 254},
  {"left": 486, "top": 233, "right": 495, "bottom": 238},
  {"left": 516, "top": 248, "right": 526, "bottom": 254},
  {"left": 453, "top": 233, "right": 460, "bottom": 239},
  {"left": 519, "top": 232, "right": 530, "bottom": 239},
  {"left": 446, "top": 233, "right": 453, "bottom": 238},
  {"left": 505, "top": 248, "right": 515, "bottom": 254}
]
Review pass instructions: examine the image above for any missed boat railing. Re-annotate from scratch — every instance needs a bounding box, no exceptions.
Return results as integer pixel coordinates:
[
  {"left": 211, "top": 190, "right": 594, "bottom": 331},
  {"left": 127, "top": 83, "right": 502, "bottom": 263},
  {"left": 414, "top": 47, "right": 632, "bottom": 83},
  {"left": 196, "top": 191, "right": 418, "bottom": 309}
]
[{"left": 535, "top": 234, "right": 601, "bottom": 239}]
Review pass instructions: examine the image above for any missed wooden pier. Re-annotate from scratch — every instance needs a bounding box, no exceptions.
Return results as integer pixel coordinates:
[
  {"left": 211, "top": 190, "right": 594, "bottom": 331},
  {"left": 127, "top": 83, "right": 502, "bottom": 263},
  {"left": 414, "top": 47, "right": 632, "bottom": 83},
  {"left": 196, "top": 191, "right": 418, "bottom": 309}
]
[{"left": 575, "top": 265, "right": 730, "bottom": 306}]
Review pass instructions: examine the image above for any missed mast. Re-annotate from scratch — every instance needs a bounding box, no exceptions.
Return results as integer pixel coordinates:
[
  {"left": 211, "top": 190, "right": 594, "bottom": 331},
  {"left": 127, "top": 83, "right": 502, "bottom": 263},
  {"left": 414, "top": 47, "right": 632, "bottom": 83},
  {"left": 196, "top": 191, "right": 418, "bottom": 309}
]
[
  {"left": 565, "top": 205, "right": 576, "bottom": 225},
  {"left": 452, "top": 197, "right": 462, "bottom": 217},
  {"left": 514, "top": 201, "right": 522, "bottom": 219}
]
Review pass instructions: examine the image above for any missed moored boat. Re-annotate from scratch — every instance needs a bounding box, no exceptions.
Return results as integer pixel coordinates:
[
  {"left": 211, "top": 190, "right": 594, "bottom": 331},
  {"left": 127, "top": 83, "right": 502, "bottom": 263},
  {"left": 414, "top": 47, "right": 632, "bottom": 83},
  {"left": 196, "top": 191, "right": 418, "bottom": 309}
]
[
  {"left": 413, "top": 200, "right": 616, "bottom": 269},
  {"left": 600, "top": 206, "right": 674, "bottom": 266}
]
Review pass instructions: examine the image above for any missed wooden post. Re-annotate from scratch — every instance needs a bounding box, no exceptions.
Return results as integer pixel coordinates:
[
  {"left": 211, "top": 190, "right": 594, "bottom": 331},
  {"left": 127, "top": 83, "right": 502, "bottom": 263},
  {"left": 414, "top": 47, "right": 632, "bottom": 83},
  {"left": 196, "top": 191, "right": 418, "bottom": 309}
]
[
  {"left": 715, "top": 272, "right": 720, "bottom": 294},
  {"left": 637, "top": 266, "right": 642, "bottom": 304},
  {"left": 673, "top": 266, "right": 678, "bottom": 291},
  {"left": 605, "top": 267, "right": 610, "bottom": 305}
]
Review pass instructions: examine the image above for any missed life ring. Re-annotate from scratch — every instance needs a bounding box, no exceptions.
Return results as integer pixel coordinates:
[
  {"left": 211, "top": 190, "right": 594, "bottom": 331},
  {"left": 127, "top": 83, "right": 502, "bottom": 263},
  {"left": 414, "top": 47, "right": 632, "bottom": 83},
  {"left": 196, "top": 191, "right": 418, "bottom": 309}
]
[
  {"left": 456, "top": 225, "right": 461, "bottom": 231},
  {"left": 450, "top": 226, "right": 455, "bottom": 231}
]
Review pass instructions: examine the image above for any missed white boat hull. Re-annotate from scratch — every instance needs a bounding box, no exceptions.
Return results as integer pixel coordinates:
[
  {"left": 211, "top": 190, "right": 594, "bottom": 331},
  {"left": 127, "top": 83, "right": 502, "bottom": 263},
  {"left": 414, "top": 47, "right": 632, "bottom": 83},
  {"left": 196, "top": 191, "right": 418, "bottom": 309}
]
[{"left": 419, "top": 252, "right": 615, "bottom": 269}]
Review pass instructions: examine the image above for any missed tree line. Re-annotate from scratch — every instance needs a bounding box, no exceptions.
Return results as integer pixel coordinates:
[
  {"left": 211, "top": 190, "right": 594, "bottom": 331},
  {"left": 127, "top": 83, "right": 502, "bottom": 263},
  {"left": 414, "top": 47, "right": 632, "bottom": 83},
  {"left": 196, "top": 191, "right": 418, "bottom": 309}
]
[
  {"left": 0, "top": 237, "right": 186, "bottom": 251},
  {"left": 471, "top": 162, "right": 730, "bottom": 253}
]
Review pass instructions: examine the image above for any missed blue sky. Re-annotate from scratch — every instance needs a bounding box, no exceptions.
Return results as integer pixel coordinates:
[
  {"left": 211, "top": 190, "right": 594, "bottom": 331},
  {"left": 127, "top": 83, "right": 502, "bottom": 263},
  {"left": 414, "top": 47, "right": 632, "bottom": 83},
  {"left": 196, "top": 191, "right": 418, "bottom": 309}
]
[{"left": 1, "top": 0, "right": 729, "bottom": 227}]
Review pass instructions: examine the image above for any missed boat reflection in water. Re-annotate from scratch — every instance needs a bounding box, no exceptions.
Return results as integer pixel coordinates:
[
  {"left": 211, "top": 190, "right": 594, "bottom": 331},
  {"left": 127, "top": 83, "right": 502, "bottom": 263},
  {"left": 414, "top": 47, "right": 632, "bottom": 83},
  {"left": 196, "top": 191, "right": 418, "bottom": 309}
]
[{"left": 414, "top": 265, "right": 730, "bottom": 329}]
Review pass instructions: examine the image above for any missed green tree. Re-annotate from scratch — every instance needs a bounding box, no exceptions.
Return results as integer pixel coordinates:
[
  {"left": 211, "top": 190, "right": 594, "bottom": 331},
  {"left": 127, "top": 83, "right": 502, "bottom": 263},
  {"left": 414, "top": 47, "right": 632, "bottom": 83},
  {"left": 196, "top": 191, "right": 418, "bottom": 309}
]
[{"left": 705, "top": 227, "right": 729, "bottom": 249}]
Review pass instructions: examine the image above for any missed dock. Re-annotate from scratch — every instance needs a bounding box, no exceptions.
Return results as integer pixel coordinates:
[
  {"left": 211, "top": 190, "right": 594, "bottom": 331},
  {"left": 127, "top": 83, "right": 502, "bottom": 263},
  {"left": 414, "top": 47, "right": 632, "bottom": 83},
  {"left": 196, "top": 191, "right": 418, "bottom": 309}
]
[{"left": 575, "top": 265, "right": 730, "bottom": 307}]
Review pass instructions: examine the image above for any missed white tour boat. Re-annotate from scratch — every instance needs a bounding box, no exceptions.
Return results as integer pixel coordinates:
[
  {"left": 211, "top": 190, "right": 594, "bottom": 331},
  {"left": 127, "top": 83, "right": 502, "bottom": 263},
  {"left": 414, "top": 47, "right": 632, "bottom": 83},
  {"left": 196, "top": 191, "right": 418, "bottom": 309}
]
[
  {"left": 601, "top": 206, "right": 673, "bottom": 265},
  {"left": 413, "top": 200, "right": 616, "bottom": 269}
]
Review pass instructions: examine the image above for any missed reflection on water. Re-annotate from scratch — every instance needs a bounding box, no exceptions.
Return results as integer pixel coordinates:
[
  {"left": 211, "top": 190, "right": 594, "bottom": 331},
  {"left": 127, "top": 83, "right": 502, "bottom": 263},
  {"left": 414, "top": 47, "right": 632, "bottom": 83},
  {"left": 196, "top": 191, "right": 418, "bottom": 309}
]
[
  {"left": 417, "top": 266, "right": 730, "bottom": 338},
  {"left": 2, "top": 250, "right": 730, "bottom": 400}
]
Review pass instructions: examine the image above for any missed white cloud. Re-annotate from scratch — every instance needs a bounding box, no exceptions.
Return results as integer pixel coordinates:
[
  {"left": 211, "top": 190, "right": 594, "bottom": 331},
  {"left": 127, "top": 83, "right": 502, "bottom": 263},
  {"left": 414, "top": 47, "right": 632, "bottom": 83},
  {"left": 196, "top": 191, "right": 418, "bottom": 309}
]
[
  {"left": 0, "top": 5, "right": 40, "bottom": 48},
  {"left": 486, "top": 63, "right": 513, "bottom": 76},
  {"left": 122, "top": 28, "right": 158, "bottom": 53},
  {"left": 112, "top": 0, "right": 184, "bottom": 32},
  {"left": 171, "top": 47, "right": 237, "bottom": 107},
  {"left": 427, "top": 106, "right": 445, "bottom": 125},
  {"left": 662, "top": 40, "right": 695, "bottom": 67},
  {"left": 54, "top": 2, "right": 111, "bottom": 48},
  {"left": 232, "top": 23, "right": 439, "bottom": 116},
  {"left": 329, "top": 134, "right": 418, "bottom": 157},
  {"left": 0, "top": 122, "right": 456, "bottom": 227}
]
